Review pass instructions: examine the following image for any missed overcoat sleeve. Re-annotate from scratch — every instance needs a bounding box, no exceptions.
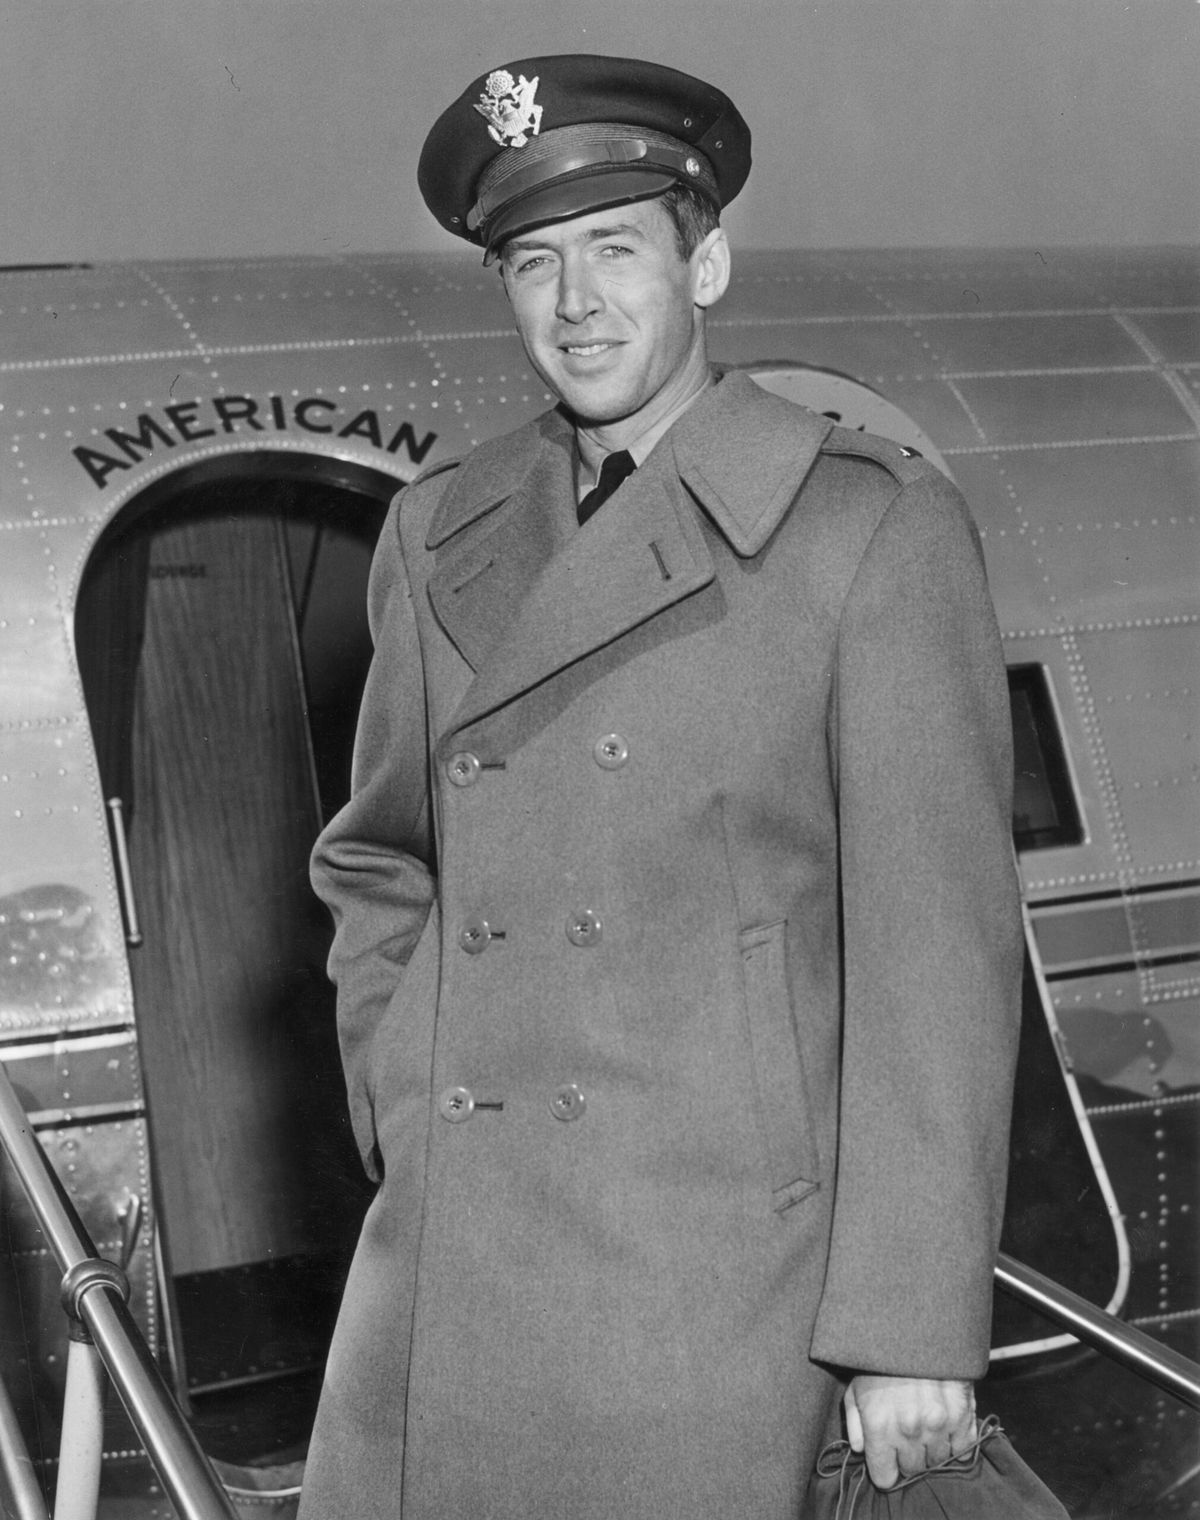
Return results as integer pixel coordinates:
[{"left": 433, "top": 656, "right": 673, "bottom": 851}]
[
  {"left": 310, "top": 494, "right": 436, "bottom": 1181},
  {"left": 809, "top": 465, "right": 1024, "bottom": 1381}
]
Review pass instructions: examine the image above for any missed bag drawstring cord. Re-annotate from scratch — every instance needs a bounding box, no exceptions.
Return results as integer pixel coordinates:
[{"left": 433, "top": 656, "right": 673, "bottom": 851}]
[{"left": 814, "top": 1414, "right": 1005, "bottom": 1519}]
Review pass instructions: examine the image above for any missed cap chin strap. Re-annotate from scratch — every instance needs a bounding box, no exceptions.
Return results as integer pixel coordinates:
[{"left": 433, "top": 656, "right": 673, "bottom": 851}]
[{"left": 467, "top": 135, "right": 714, "bottom": 234}]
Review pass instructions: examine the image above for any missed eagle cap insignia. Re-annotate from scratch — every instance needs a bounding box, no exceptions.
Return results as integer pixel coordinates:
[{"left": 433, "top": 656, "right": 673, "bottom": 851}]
[{"left": 474, "top": 70, "right": 543, "bottom": 147}]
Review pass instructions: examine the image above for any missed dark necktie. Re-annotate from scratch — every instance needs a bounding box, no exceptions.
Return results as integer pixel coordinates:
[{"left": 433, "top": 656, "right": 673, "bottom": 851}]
[{"left": 577, "top": 449, "right": 636, "bottom": 526}]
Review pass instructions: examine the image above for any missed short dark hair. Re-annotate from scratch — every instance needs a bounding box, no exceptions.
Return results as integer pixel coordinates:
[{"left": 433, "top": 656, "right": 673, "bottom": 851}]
[
  {"left": 493, "top": 183, "right": 720, "bottom": 270},
  {"left": 657, "top": 184, "right": 721, "bottom": 261}
]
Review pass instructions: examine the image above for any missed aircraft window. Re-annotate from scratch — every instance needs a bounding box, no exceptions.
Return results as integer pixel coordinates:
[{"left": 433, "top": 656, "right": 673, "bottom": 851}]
[
  {"left": 1009, "top": 664, "right": 1084, "bottom": 851},
  {"left": 74, "top": 456, "right": 394, "bottom": 1458}
]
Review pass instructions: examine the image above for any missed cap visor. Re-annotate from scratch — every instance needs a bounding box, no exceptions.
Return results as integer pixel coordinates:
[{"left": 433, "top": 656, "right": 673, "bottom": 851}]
[{"left": 484, "top": 168, "right": 679, "bottom": 257}]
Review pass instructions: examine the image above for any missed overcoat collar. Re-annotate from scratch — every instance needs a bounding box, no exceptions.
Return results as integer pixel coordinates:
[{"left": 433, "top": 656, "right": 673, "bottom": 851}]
[
  {"left": 425, "top": 370, "right": 833, "bottom": 557},
  {"left": 424, "top": 370, "right": 833, "bottom": 738},
  {"left": 426, "top": 407, "right": 572, "bottom": 552},
  {"left": 670, "top": 370, "right": 834, "bottom": 555}
]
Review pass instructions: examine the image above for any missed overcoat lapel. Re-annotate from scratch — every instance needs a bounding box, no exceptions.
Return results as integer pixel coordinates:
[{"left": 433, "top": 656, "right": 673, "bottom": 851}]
[
  {"left": 425, "top": 415, "right": 577, "bottom": 675},
  {"left": 440, "top": 460, "right": 717, "bottom": 738},
  {"left": 425, "top": 370, "right": 834, "bottom": 740},
  {"left": 669, "top": 370, "right": 834, "bottom": 556}
]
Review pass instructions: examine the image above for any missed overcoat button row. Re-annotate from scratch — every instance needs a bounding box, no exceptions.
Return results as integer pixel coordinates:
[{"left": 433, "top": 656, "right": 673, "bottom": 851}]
[
  {"left": 446, "top": 751, "right": 481, "bottom": 787},
  {"left": 593, "top": 733, "right": 629, "bottom": 769},
  {"left": 549, "top": 1083, "right": 586, "bottom": 1121},
  {"left": 439, "top": 1086, "right": 475, "bottom": 1122},
  {"left": 566, "top": 910, "right": 602, "bottom": 947}
]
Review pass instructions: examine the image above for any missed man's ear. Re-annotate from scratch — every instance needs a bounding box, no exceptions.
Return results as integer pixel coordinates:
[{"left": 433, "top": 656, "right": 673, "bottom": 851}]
[{"left": 691, "top": 227, "right": 731, "bottom": 310}]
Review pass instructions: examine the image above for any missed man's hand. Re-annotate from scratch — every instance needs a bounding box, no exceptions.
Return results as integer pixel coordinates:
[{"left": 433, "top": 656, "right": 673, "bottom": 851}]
[{"left": 843, "top": 1375, "right": 977, "bottom": 1489}]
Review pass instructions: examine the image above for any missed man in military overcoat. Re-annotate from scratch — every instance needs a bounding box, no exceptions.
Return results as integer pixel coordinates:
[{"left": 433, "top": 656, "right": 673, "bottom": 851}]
[{"left": 300, "top": 54, "right": 1023, "bottom": 1519}]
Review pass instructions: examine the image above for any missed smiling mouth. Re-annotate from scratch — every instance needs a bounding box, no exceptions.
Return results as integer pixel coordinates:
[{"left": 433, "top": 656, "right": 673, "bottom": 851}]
[{"left": 561, "top": 342, "right": 619, "bottom": 357}]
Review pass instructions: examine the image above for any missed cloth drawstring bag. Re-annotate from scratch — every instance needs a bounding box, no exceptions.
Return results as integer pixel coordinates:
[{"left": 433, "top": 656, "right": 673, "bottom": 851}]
[{"left": 808, "top": 1414, "right": 1069, "bottom": 1519}]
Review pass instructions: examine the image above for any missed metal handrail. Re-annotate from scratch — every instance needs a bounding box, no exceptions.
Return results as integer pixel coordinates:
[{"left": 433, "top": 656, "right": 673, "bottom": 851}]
[
  {"left": 0, "top": 1062, "right": 237, "bottom": 1520},
  {"left": 995, "top": 1251, "right": 1200, "bottom": 1411}
]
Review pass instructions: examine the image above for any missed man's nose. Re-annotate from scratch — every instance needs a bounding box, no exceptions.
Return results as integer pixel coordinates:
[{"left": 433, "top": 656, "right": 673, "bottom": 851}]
[{"left": 555, "top": 259, "right": 602, "bottom": 323}]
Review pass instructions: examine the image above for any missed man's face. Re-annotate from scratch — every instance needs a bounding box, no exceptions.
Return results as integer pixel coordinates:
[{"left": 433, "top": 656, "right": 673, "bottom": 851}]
[{"left": 499, "top": 197, "right": 727, "bottom": 433}]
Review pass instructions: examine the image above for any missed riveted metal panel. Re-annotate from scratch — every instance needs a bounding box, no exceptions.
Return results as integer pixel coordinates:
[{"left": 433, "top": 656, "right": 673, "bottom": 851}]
[
  {"left": 947, "top": 452, "right": 1059, "bottom": 629},
  {"left": 350, "top": 258, "right": 516, "bottom": 343},
  {"left": 988, "top": 439, "right": 1200, "bottom": 625},
  {"left": 917, "top": 313, "right": 1148, "bottom": 373},
  {"left": 710, "top": 315, "right": 941, "bottom": 388},
  {"left": 0, "top": 265, "right": 196, "bottom": 367},
  {"left": 409, "top": 335, "right": 555, "bottom": 452},
  {"left": 710, "top": 253, "right": 892, "bottom": 323},
  {"left": 0, "top": 526, "right": 78, "bottom": 718},
  {"left": 1071, "top": 623, "right": 1200, "bottom": 887},
  {"left": 1, "top": 1031, "right": 141, "bottom": 1122},
  {"left": 854, "top": 249, "right": 1099, "bottom": 314},
  {"left": 1130, "top": 311, "right": 1200, "bottom": 366},
  {"left": 1035, "top": 891, "right": 1200, "bottom": 980},
  {"left": 0, "top": 878, "right": 128, "bottom": 1035},
  {"left": 1052, "top": 969, "right": 1200, "bottom": 1095},
  {"left": 862, "top": 374, "right": 989, "bottom": 452},
  {"left": 1008, "top": 621, "right": 1200, "bottom": 902},
  {"left": 1059, "top": 248, "right": 1200, "bottom": 308},
  {"left": 131, "top": 264, "right": 405, "bottom": 352},
  {"left": 0, "top": 718, "right": 128, "bottom": 1037},
  {"left": 2, "top": 1114, "right": 153, "bottom": 1264},
  {"left": 1085, "top": 1097, "right": 1200, "bottom": 1322},
  {"left": 953, "top": 371, "right": 1195, "bottom": 449}
]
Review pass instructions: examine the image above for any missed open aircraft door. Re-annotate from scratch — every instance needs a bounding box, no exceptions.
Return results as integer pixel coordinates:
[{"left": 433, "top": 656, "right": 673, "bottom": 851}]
[
  {"left": 73, "top": 455, "right": 396, "bottom": 1382},
  {"left": 4, "top": 451, "right": 402, "bottom": 1510}
]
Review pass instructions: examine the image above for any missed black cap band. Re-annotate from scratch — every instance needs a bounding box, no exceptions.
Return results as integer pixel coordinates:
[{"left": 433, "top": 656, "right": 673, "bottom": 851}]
[{"left": 468, "top": 124, "right": 718, "bottom": 235}]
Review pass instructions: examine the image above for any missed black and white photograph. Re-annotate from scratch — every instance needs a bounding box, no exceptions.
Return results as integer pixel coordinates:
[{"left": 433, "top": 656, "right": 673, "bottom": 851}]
[{"left": 1, "top": 4, "right": 1197, "bottom": 1516}]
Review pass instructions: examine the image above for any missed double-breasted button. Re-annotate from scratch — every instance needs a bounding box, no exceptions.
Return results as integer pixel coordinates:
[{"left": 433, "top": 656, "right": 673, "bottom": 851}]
[
  {"left": 459, "top": 916, "right": 493, "bottom": 954},
  {"left": 566, "top": 910, "right": 602, "bottom": 947},
  {"left": 593, "top": 733, "right": 629, "bottom": 770},
  {"left": 446, "top": 752, "right": 482, "bottom": 787},
  {"left": 549, "top": 1083, "right": 586, "bottom": 1122},
  {"left": 439, "top": 1086, "right": 475, "bottom": 1122}
]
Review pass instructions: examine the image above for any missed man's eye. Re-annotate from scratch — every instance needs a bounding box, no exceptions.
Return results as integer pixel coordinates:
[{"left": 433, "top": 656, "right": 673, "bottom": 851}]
[{"left": 600, "top": 244, "right": 633, "bottom": 259}]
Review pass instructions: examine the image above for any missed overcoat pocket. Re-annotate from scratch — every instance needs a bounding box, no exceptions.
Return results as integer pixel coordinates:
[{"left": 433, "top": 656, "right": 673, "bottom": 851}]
[
  {"left": 356, "top": 901, "right": 442, "bottom": 1177},
  {"left": 738, "top": 919, "right": 821, "bottom": 1211}
]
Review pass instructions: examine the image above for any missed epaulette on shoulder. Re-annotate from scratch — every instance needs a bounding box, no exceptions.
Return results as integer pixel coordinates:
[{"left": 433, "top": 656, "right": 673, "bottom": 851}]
[
  {"left": 819, "top": 424, "right": 935, "bottom": 489},
  {"left": 406, "top": 455, "right": 463, "bottom": 491},
  {"left": 384, "top": 456, "right": 461, "bottom": 517}
]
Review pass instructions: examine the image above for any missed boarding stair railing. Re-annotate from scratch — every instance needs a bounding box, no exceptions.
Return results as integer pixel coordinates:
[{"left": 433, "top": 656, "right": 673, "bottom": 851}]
[
  {"left": 0, "top": 1058, "right": 237, "bottom": 1520},
  {"left": 994, "top": 1252, "right": 1200, "bottom": 1411},
  {"left": 1, "top": 1061, "right": 1199, "bottom": 1520}
]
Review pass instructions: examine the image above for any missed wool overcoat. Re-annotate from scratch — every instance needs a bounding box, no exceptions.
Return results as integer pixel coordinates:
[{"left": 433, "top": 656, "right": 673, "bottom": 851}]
[{"left": 300, "top": 370, "right": 1024, "bottom": 1519}]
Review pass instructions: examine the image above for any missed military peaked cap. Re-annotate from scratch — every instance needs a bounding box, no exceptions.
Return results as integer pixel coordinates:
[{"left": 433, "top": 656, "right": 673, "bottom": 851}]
[{"left": 418, "top": 54, "right": 751, "bottom": 255}]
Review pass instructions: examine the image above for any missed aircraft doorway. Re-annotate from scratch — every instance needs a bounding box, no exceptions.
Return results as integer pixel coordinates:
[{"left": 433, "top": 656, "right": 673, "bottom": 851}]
[{"left": 74, "top": 454, "right": 394, "bottom": 1456}]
